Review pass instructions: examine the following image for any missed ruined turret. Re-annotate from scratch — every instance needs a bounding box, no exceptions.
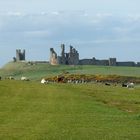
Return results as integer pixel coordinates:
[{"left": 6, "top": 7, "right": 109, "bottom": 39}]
[
  {"left": 15, "top": 49, "right": 25, "bottom": 61},
  {"left": 68, "top": 45, "right": 79, "bottom": 65},
  {"left": 109, "top": 58, "right": 116, "bottom": 66},
  {"left": 50, "top": 48, "right": 58, "bottom": 65},
  {"left": 60, "top": 44, "right": 66, "bottom": 64}
]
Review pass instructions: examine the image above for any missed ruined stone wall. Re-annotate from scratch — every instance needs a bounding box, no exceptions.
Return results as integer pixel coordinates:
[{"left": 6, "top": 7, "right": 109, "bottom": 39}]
[
  {"left": 95, "top": 59, "right": 109, "bottom": 66},
  {"left": 116, "top": 62, "right": 136, "bottom": 67},
  {"left": 79, "top": 59, "right": 94, "bottom": 65},
  {"left": 79, "top": 58, "right": 139, "bottom": 67},
  {"left": 79, "top": 58, "right": 109, "bottom": 66}
]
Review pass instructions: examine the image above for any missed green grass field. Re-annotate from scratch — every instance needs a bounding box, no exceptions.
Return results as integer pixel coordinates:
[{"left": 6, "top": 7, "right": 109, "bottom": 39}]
[{"left": 0, "top": 80, "right": 140, "bottom": 140}]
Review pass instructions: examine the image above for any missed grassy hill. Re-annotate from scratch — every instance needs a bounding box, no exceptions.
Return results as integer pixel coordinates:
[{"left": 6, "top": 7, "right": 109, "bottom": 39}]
[
  {"left": 0, "top": 62, "right": 140, "bottom": 139},
  {"left": 0, "top": 61, "right": 140, "bottom": 80}
]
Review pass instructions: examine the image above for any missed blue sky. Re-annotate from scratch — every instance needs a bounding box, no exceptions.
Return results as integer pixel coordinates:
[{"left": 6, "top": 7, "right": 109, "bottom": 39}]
[{"left": 0, "top": 0, "right": 140, "bottom": 67}]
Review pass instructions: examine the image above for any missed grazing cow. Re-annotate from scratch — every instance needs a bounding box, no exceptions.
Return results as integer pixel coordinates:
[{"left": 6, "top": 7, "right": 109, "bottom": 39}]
[
  {"left": 127, "top": 82, "right": 134, "bottom": 88},
  {"left": 0, "top": 76, "right": 1, "bottom": 80},
  {"left": 122, "top": 83, "right": 128, "bottom": 87},
  {"left": 8, "top": 76, "right": 14, "bottom": 80},
  {"left": 41, "top": 78, "right": 47, "bottom": 84},
  {"left": 21, "top": 76, "right": 29, "bottom": 81},
  {"left": 105, "top": 82, "right": 111, "bottom": 86}
]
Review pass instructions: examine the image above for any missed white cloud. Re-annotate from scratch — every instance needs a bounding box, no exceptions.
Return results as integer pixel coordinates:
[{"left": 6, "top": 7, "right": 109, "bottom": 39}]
[
  {"left": 51, "top": 11, "right": 60, "bottom": 16},
  {"left": 96, "top": 13, "right": 113, "bottom": 18},
  {"left": 7, "top": 12, "right": 23, "bottom": 16},
  {"left": 24, "top": 30, "right": 52, "bottom": 38},
  {"left": 40, "top": 12, "right": 48, "bottom": 16}
]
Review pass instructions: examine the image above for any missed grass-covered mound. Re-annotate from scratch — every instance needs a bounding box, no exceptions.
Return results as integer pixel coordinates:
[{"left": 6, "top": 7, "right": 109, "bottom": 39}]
[
  {"left": 0, "top": 61, "right": 140, "bottom": 81},
  {"left": 0, "top": 80, "right": 140, "bottom": 140}
]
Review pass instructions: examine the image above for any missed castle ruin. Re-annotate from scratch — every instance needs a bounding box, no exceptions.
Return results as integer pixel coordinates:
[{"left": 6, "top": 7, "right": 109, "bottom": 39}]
[
  {"left": 13, "top": 45, "right": 140, "bottom": 67},
  {"left": 50, "top": 44, "right": 79, "bottom": 65},
  {"left": 13, "top": 49, "right": 25, "bottom": 62},
  {"left": 50, "top": 44, "right": 140, "bottom": 67}
]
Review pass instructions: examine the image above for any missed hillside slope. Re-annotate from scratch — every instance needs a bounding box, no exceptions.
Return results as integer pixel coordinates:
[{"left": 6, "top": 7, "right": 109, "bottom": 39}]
[{"left": 0, "top": 61, "right": 140, "bottom": 80}]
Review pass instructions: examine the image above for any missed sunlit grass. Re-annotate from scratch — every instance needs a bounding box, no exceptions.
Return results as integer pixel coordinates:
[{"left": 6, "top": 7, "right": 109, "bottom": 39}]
[{"left": 0, "top": 80, "right": 140, "bottom": 140}]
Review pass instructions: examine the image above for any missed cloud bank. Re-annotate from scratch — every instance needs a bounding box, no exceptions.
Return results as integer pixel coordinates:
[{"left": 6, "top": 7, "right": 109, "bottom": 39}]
[
  {"left": 0, "top": 11, "right": 140, "bottom": 66},
  {"left": 1, "top": 11, "right": 140, "bottom": 42}
]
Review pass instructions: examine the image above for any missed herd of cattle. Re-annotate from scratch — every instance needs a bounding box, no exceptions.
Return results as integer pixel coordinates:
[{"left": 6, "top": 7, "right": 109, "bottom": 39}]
[
  {"left": 0, "top": 76, "right": 29, "bottom": 81},
  {"left": 40, "top": 76, "right": 135, "bottom": 88},
  {"left": 0, "top": 75, "right": 135, "bottom": 88}
]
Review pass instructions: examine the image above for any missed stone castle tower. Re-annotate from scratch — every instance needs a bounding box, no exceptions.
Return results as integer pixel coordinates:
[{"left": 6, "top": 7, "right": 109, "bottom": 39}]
[
  {"left": 50, "top": 44, "right": 79, "bottom": 65},
  {"left": 109, "top": 58, "right": 116, "bottom": 66},
  {"left": 15, "top": 49, "right": 25, "bottom": 61},
  {"left": 68, "top": 45, "right": 79, "bottom": 65}
]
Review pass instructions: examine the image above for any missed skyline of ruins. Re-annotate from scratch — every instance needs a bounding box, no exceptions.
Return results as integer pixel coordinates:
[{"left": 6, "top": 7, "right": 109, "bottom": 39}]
[{"left": 13, "top": 44, "right": 140, "bottom": 67}]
